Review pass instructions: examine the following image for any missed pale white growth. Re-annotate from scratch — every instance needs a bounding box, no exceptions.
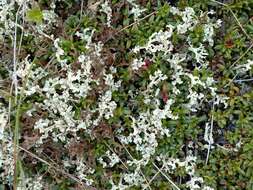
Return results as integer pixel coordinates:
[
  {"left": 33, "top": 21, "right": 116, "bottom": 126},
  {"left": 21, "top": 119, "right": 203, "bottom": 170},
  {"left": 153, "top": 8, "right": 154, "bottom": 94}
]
[
  {"left": 167, "top": 53, "right": 186, "bottom": 71},
  {"left": 203, "top": 186, "right": 215, "bottom": 190},
  {"left": 186, "top": 90, "right": 204, "bottom": 112},
  {"left": 152, "top": 99, "right": 178, "bottom": 121},
  {"left": 122, "top": 170, "right": 145, "bottom": 187},
  {"left": 16, "top": 55, "right": 32, "bottom": 79},
  {"left": 76, "top": 28, "right": 95, "bottom": 49},
  {"left": 48, "top": 55, "right": 93, "bottom": 98},
  {"left": 0, "top": 0, "right": 16, "bottom": 40},
  {"left": 0, "top": 103, "right": 8, "bottom": 140},
  {"left": 76, "top": 160, "right": 95, "bottom": 186},
  {"left": 186, "top": 176, "right": 214, "bottom": 190},
  {"left": 129, "top": 6, "right": 146, "bottom": 21},
  {"left": 131, "top": 58, "right": 145, "bottom": 70},
  {"left": 202, "top": 10, "right": 222, "bottom": 46},
  {"left": 78, "top": 54, "right": 86, "bottom": 63},
  {"left": 168, "top": 53, "right": 186, "bottom": 95},
  {"left": 0, "top": 106, "right": 9, "bottom": 181},
  {"left": 93, "top": 71, "right": 121, "bottom": 125},
  {"left": 203, "top": 24, "right": 215, "bottom": 46},
  {"left": 100, "top": 1, "right": 112, "bottom": 27},
  {"left": 143, "top": 69, "right": 168, "bottom": 104},
  {"left": 0, "top": 135, "right": 15, "bottom": 184},
  {"left": 127, "top": 0, "right": 146, "bottom": 21},
  {"left": 99, "top": 150, "right": 120, "bottom": 168},
  {"left": 98, "top": 157, "right": 107, "bottom": 168},
  {"left": 24, "top": 53, "right": 97, "bottom": 144},
  {"left": 29, "top": 66, "right": 48, "bottom": 82},
  {"left": 126, "top": 0, "right": 135, "bottom": 4},
  {"left": 206, "top": 79, "right": 217, "bottom": 97},
  {"left": 148, "top": 70, "right": 168, "bottom": 89},
  {"left": 177, "top": 7, "right": 198, "bottom": 34},
  {"left": 120, "top": 113, "right": 155, "bottom": 160},
  {"left": 95, "top": 41, "right": 104, "bottom": 56},
  {"left": 0, "top": 0, "right": 12, "bottom": 22},
  {"left": 35, "top": 9, "right": 57, "bottom": 39},
  {"left": 104, "top": 73, "right": 122, "bottom": 91},
  {"left": 170, "top": 6, "right": 180, "bottom": 15},
  {"left": 188, "top": 43, "right": 208, "bottom": 64},
  {"left": 34, "top": 119, "right": 51, "bottom": 144},
  {"left": 186, "top": 73, "right": 206, "bottom": 87},
  {"left": 106, "top": 151, "right": 120, "bottom": 167},
  {"left": 110, "top": 158, "right": 146, "bottom": 190},
  {"left": 109, "top": 178, "right": 129, "bottom": 190},
  {"left": 130, "top": 6, "right": 223, "bottom": 118},
  {"left": 133, "top": 26, "right": 174, "bottom": 54},
  {"left": 0, "top": 3, "right": 229, "bottom": 188},
  {"left": 204, "top": 123, "right": 214, "bottom": 145},
  {"left": 119, "top": 69, "right": 177, "bottom": 161},
  {"left": 203, "top": 20, "right": 222, "bottom": 46},
  {"left": 34, "top": 98, "right": 86, "bottom": 143},
  {"left": 186, "top": 177, "right": 204, "bottom": 190},
  {"left": 120, "top": 101, "right": 177, "bottom": 160},
  {"left": 205, "top": 77, "right": 216, "bottom": 86},
  {"left": 184, "top": 72, "right": 228, "bottom": 112},
  {"left": 62, "top": 156, "right": 95, "bottom": 186},
  {"left": 42, "top": 10, "right": 57, "bottom": 24},
  {"left": 0, "top": 148, "right": 2, "bottom": 168},
  {"left": 147, "top": 26, "right": 174, "bottom": 53},
  {"left": 157, "top": 155, "right": 197, "bottom": 175},
  {"left": 157, "top": 155, "right": 213, "bottom": 189},
  {"left": 214, "top": 95, "right": 229, "bottom": 108},
  {"left": 207, "top": 9, "right": 216, "bottom": 15},
  {"left": 234, "top": 59, "right": 253, "bottom": 73},
  {"left": 110, "top": 66, "right": 117, "bottom": 74},
  {"left": 15, "top": 57, "right": 47, "bottom": 96},
  {"left": 54, "top": 38, "right": 67, "bottom": 64},
  {"left": 217, "top": 19, "right": 222, "bottom": 26},
  {"left": 17, "top": 176, "right": 44, "bottom": 190},
  {"left": 235, "top": 140, "right": 242, "bottom": 151},
  {"left": 183, "top": 73, "right": 207, "bottom": 111},
  {"left": 94, "top": 90, "right": 117, "bottom": 125},
  {"left": 127, "top": 158, "right": 148, "bottom": 171}
]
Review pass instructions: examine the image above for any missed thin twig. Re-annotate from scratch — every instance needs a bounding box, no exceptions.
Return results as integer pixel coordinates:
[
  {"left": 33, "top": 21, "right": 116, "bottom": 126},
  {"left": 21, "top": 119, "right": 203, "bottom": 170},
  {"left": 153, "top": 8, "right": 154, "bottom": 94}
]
[
  {"left": 17, "top": 145, "right": 97, "bottom": 190},
  {"left": 211, "top": 0, "right": 253, "bottom": 87},
  {"left": 117, "top": 11, "right": 157, "bottom": 34},
  {"left": 120, "top": 143, "right": 153, "bottom": 190},
  {"left": 205, "top": 102, "right": 215, "bottom": 165},
  {"left": 104, "top": 142, "right": 128, "bottom": 169},
  {"left": 13, "top": 5, "right": 22, "bottom": 104},
  {"left": 8, "top": 82, "right": 14, "bottom": 126},
  {"left": 234, "top": 78, "right": 253, "bottom": 82},
  {"left": 229, "top": 42, "right": 253, "bottom": 69},
  {"left": 18, "top": 3, "right": 25, "bottom": 56},
  {"left": 13, "top": 4, "right": 23, "bottom": 190},
  {"left": 224, "top": 72, "right": 238, "bottom": 88},
  {"left": 143, "top": 166, "right": 164, "bottom": 190},
  {"left": 104, "top": 11, "right": 157, "bottom": 43},
  {"left": 210, "top": 0, "right": 251, "bottom": 39},
  {"left": 80, "top": 0, "right": 84, "bottom": 19},
  {"left": 152, "top": 163, "right": 180, "bottom": 190},
  {"left": 216, "top": 144, "right": 231, "bottom": 152}
]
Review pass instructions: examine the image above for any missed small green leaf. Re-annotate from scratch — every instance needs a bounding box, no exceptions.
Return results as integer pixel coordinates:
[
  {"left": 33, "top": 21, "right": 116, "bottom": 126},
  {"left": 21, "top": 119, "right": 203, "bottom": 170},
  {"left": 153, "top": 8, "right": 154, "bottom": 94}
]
[
  {"left": 26, "top": 7, "right": 43, "bottom": 23},
  {"left": 157, "top": 3, "right": 170, "bottom": 18}
]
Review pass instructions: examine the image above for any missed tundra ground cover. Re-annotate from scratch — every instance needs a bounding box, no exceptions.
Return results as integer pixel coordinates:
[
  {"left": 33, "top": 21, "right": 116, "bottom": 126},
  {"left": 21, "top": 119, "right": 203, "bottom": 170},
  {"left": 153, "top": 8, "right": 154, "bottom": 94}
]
[{"left": 0, "top": 0, "right": 253, "bottom": 189}]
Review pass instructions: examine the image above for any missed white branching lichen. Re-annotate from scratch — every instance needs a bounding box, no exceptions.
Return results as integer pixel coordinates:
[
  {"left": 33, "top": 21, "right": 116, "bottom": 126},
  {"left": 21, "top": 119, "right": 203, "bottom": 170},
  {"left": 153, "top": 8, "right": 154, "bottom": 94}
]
[
  {"left": 100, "top": 1, "right": 112, "bottom": 27},
  {"left": 188, "top": 43, "right": 208, "bottom": 64},
  {"left": 0, "top": 2, "right": 235, "bottom": 189},
  {"left": 127, "top": 0, "right": 146, "bottom": 21}
]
